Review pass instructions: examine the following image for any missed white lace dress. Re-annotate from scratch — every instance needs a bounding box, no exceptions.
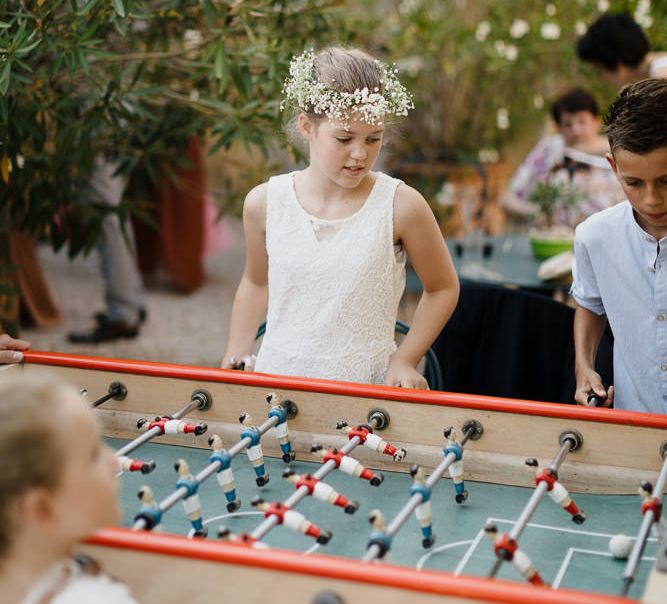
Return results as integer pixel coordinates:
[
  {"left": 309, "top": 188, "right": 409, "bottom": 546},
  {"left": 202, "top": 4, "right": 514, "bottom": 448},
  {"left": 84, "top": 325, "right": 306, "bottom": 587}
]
[{"left": 254, "top": 171, "right": 405, "bottom": 384}]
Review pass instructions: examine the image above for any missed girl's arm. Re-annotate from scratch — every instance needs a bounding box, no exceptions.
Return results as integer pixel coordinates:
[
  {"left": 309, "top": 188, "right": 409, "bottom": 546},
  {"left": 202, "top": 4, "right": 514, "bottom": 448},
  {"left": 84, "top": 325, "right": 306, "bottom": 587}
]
[
  {"left": 386, "top": 185, "right": 460, "bottom": 388},
  {"left": 573, "top": 305, "right": 613, "bottom": 406},
  {"left": 221, "top": 184, "right": 270, "bottom": 369}
]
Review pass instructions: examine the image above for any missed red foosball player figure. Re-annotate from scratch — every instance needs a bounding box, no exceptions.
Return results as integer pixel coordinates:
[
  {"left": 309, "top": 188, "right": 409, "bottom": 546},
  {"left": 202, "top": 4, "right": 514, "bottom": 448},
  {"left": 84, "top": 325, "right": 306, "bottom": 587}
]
[
  {"left": 137, "top": 415, "right": 207, "bottom": 436},
  {"left": 525, "top": 458, "right": 586, "bottom": 524},
  {"left": 310, "top": 444, "right": 384, "bottom": 486},
  {"left": 484, "top": 522, "right": 544, "bottom": 586},
  {"left": 117, "top": 455, "right": 156, "bottom": 474},
  {"left": 639, "top": 481, "right": 663, "bottom": 539},
  {"left": 174, "top": 459, "right": 208, "bottom": 538},
  {"left": 335, "top": 421, "right": 407, "bottom": 462},
  {"left": 251, "top": 496, "right": 332, "bottom": 544},
  {"left": 282, "top": 468, "right": 359, "bottom": 513},
  {"left": 217, "top": 527, "right": 270, "bottom": 549}
]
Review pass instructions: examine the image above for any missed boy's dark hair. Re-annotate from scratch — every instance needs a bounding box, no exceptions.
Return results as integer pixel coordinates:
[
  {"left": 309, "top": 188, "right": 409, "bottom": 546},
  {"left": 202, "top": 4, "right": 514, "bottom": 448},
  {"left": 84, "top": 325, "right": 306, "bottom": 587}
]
[
  {"left": 550, "top": 88, "right": 599, "bottom": 125},
  {"left": 577, "top": 13, "right": 649, "bottom": 71},
  {"left": 604, "top": 78, "right": 667, "bottom": 154}
]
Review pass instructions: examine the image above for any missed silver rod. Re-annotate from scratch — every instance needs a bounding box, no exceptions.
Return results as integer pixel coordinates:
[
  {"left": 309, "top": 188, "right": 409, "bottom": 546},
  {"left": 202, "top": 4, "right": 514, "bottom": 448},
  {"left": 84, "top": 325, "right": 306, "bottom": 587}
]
[
  {"left": 621, "top": 454, "right": 667, "bottom": 595},
  {"left": 250, "top": 414, "right": 382, "bottom": 542},
  {"left": 489, "top": 438, "right": 572, "bottom": 578},
  {"left": 251, "top": 436, "right": 362, "bottom": 540},
  {"left": 363, "top": 426, "right": 475, "bottom": 563},
  {"left": 131, "top": 415, "right": 278, "bottom": 531},
  {"left": 115, "top": 396, "right": 202, "bottom": 458}
]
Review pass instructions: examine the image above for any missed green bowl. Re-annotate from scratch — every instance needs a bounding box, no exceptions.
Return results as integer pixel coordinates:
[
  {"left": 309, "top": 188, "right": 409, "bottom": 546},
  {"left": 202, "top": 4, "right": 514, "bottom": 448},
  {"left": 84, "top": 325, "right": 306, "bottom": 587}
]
[{"left": 529, "top": 236, "right": 573, "bottom": 260}]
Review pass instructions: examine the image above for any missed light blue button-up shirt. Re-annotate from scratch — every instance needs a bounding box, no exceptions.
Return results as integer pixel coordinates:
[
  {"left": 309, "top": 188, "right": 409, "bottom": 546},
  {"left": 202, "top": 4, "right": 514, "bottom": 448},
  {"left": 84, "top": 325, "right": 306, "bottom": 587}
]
[{"left": 571, "top": 201, "right": 667, "bottom": 414}]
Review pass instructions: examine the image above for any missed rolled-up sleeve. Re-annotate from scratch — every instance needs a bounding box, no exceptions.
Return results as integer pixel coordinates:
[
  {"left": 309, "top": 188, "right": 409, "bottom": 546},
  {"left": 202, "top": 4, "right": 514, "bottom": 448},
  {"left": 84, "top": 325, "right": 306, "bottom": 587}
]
[{"left": 570, "top": 235, "right": 606, "bottom": 315}]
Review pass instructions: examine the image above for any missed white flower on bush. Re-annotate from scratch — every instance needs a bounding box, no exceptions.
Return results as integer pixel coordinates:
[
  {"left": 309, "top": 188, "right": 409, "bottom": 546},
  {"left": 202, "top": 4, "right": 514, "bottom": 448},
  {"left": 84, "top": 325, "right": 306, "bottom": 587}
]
[
  {"left": 189, "top": 89, "right": 200, "bottom": 102},
  {"left": 597, "top": 0, "right": 609, "bottom": 11},
  {"left": 16, "top": 155, "right": 24, "bottom": 169},
  {"left": 635, "top": 0, "right": 653, "bottom": 28},
  {"left": 479, "top": 148, "right": 500, "bottom": 163},
  {"left": 534, "top": 94, "right": 544, "bottom": 109},
  {"left": 505, "top": 44, "right": 518, "bottom": 61},
  {"left": 575, "top": 20, "right": 587, "bottom": 36},
  {"left": 399, "top": 0, "right": 421, "bottom": 16},
  {"left": 546, "top": 3, "right": 556, "bottom": 16},
  {"left": 436, "top": 182, "right": 456, "bottom": 207},
  {"left": 183, "top": 29, "right": 203, "bottom": 50},
  {"left": 496, "top": 107, "right": 510, "bottom": 130},
  {"left": 476, "top": 21, "right": 491, "bottom": 42},
  {"left": 509, "top": 19, "right": 529, "bottom": 39},
  {"left": 540, "top": 22, "right": 561, "bottom": 40}
]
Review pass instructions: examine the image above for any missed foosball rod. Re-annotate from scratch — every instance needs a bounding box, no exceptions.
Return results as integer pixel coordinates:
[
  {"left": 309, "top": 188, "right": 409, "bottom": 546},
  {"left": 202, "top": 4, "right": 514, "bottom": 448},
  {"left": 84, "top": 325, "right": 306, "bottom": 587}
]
[
  {"left": 489, "top": 430, "right": 580, "bottom": 579},
  {"left": 116, "top": 390, "right": 211, "bottom": 458},
  {"left": 362, "top": 424, "right": 476, "bottom": 563},
  {"left": 621, "top": 446, "right": 667, "bottom": 597},
  {"left": 131, "top": 413, "right": 280, "bottom": 531},
  {"left": 249, "top": 414, "right": 384, "bottom": 542}
]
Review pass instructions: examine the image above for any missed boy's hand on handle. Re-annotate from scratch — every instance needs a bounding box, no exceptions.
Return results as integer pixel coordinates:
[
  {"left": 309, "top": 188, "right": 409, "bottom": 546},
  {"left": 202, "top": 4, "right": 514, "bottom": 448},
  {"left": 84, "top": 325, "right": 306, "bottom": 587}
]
[
  {"left": 384, "top": 358, "right": 428, "bottom": 390},
  {"left": 0, "top": 334, "right": 30, "bottom": 364},
  {"left": 221, "top": 355, "right": 256, "bottom": 371},
  {"left": 574, "top": 368, "right": 613, "bottom": 407}
]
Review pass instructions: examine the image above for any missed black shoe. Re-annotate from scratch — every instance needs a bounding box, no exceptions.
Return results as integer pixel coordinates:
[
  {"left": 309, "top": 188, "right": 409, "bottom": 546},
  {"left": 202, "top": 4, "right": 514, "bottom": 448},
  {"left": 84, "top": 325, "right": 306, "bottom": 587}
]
[{"left": 68, "top": 319, "right": 139, "bottom": 343}]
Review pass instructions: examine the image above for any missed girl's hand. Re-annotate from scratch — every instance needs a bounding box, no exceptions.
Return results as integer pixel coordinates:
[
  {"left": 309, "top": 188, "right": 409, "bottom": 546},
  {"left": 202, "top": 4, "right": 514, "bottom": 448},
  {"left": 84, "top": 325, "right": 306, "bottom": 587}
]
[
  {"left": 221, "top": 354, "right": 256, "bottom": 371},
  {"left": 385, "top": 357, "right": 428, "bottom": 389},
  {"left": 0, "top": 334, "right": 30, "bottom": 364},
  {"left": 574, "top": 368, "right": 613, "bottom": 407}
]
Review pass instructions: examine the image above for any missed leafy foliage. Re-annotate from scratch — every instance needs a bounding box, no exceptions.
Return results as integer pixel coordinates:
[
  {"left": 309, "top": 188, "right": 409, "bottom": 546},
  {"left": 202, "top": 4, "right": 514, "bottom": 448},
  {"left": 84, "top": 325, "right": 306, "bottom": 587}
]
[{"left": 0, "top": 0, "right": 349, "bottom": 254}]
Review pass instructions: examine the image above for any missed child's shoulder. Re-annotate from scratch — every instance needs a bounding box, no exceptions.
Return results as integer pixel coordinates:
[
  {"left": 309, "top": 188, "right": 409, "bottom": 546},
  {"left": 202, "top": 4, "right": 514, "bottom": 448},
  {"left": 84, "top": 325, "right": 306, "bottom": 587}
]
[{"left": 575, "top": 200, "right": 630, "bottom": 242}]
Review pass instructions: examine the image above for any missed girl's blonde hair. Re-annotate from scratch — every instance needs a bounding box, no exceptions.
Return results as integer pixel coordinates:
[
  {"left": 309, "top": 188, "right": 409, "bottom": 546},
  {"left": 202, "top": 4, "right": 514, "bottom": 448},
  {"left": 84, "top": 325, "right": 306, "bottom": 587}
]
[
  {"left": 0, "top": 372, "right": 77, "bottom": 560},
  {"left": 283, "top": 46, "right": 393, "bottom": 152}
]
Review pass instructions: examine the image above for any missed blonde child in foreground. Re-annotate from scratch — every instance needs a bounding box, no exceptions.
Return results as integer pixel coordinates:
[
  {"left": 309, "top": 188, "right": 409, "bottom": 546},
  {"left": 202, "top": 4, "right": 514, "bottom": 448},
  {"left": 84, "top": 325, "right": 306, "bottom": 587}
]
[
  {"left": 0, "top": 373, "right": 138, "bottom": 604},
  {"left": 222, "top": 47, "right": 459, "bottom": 388}
]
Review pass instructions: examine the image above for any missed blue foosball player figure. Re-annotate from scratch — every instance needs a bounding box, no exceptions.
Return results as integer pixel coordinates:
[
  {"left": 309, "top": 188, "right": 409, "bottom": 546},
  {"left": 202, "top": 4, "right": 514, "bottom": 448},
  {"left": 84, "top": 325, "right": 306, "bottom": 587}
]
[
  {"left": 174, "top": 458, "right": 208, "bottom": 537},
  {"left": 367, "top": 509, "right": 392, "bottom": 561},
  {"left": 134, "top": 485, "right": 162, "bottom": 532},
  {"left": 444, "top": 427, "right": 468, "bottom": 504},
  {"left": 266, "top": 392, "right": 296, "bottom": 463},
  {"left": 208, "top": 434, "right": 241, "bottom": 512},
  {"left": 239, "top": 412, "right": 269, "bottom": 486},
  {"left": 409, "top": 464, "right": 435, "bottom": 548}
]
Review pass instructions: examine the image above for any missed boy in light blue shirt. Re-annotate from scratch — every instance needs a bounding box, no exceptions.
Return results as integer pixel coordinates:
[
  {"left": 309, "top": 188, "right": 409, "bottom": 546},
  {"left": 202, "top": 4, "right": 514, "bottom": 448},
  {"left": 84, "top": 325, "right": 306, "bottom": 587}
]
[{"left": 571, "top": 78, "right": 667, "bottom": 412}]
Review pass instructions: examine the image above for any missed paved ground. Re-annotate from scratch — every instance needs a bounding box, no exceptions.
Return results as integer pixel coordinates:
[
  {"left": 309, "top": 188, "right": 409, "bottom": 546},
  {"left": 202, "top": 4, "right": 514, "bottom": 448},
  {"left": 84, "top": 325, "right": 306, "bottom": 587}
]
[{"left": 23, "top": 218, "right": 247, "bottom": 367}]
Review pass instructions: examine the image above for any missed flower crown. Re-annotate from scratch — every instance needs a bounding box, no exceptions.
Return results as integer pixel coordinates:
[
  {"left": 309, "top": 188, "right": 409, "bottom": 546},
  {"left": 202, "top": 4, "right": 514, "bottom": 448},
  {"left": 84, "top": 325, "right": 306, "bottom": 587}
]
[{"left": 280, "top": 49, "right": 414, "bottom": 129}]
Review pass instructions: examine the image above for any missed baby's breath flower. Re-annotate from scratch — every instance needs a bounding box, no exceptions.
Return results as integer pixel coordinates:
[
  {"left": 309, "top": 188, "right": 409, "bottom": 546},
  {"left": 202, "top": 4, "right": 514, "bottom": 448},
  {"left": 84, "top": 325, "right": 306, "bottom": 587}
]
[
  {"left": 540, "top": 22, "right": 561, "bottom": 40},
  {"left": 509, "top": 19, "right": 529, "bottom": 39},
  {"left": 575, "top": 20, "right": 587, "bottom": 36},
  {"left": 496, "top": 108, "right": 510, "bottom": 130},
  {"left": 475, "top": 21, "right": 491, "bottom": 42},
  {"left": 281, "top": 50, "right": 414, "bottom": 130},
  {"left": 597, "top": 0, "right": 609, "bottom": 11}
]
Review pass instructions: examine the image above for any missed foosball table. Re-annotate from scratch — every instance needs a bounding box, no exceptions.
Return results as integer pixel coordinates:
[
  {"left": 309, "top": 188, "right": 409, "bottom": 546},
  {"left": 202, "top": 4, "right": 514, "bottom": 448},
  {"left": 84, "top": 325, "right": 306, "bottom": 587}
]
[{"left": 9, "top": 351, "right": 667, "bottom": 604}]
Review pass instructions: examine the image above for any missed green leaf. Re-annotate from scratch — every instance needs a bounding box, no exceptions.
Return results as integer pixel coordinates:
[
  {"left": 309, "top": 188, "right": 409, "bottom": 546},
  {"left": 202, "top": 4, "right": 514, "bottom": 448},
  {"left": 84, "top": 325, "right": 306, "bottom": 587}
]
[
  {"left": 0, "top": 61, "right": 11, "bottom": 96},
  {"left": 112, "top": 0, "right": 126, "bottom": 17}
]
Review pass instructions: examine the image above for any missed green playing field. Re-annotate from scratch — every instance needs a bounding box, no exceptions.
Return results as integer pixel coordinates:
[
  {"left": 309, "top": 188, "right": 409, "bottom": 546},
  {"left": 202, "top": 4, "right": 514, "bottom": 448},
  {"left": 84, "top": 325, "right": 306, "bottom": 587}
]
[{"left": 111, "top": 438, "right": 659, "bottom": 600}]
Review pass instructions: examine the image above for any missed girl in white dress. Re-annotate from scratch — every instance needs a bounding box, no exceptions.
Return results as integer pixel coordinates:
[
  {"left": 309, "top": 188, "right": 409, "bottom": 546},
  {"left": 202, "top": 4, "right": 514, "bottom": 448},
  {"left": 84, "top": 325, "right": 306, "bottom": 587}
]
[
  {"left": 0, "top": 373, "right": 138, "bottom": 604},
  {"left": 222, "top": 47, "right": 459, "bottom": 388}
]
